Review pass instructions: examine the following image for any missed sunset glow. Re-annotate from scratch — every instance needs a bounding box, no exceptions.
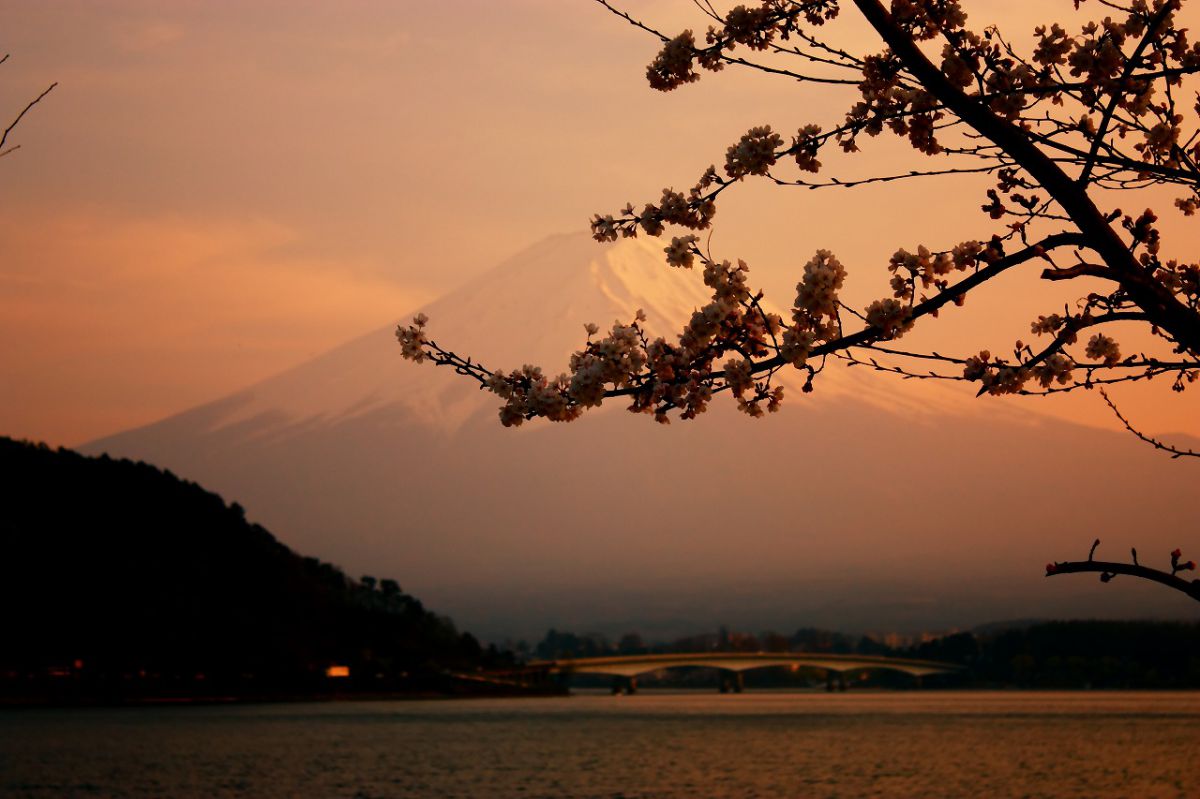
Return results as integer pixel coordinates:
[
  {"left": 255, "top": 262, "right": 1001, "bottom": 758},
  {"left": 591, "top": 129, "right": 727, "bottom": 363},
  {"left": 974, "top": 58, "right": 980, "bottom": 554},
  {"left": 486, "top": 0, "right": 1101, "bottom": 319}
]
[{"left": 3, "top": 1, "right": 1198, "bottom": 444}]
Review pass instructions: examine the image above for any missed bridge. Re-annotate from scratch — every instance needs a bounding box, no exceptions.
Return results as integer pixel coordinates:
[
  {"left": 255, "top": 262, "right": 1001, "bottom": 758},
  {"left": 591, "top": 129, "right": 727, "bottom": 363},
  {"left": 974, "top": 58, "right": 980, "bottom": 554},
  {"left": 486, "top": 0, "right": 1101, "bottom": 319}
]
[{"left": 529, "top": 652, "right": 962, "bottom": 694}]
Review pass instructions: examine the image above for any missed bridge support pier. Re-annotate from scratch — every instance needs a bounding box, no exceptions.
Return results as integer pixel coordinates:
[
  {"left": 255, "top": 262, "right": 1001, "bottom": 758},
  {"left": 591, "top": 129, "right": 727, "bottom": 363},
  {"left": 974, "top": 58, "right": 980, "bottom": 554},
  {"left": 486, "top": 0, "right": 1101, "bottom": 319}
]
[
  {"left": 718, "top": 672, "right": 744, "bottom": 693},
  {"left": 611, "top": 676, "right": 637, "bottom": 695}
]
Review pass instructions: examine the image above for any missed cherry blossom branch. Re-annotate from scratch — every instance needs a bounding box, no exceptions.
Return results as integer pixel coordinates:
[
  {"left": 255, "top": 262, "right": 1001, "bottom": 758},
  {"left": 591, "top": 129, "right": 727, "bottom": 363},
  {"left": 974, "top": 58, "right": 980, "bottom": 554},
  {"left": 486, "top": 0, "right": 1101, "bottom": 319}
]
[
  {"left": 1047, "top": 540, "right": 1200, "bottom": 602},
  {"left": 617, "top": 232, "right": 1087, "bottom": 388},
  {"left": 851, "top": 0, "right": 1200, "bottom": 355},
  {"left": 592, "top": 0, "right": 860, "bottom": 86},
  {"left": 858, "top": 345, "right": 1198, "bottom": 374},
  {"left": 399, "top": 1, "right": 1200, "bottom": 439},
  {"left": 843, "top": 352, "right": 1166, "bottom": 386},
  {"left": 1077, "top": 1, "right": 1178, "bottom": 186},
  {"left": 767, "top": 162, "right": 1007, "bottom": 190},
  {"left": 399, "top": 231, "right": 1088, "bottom": 425}
]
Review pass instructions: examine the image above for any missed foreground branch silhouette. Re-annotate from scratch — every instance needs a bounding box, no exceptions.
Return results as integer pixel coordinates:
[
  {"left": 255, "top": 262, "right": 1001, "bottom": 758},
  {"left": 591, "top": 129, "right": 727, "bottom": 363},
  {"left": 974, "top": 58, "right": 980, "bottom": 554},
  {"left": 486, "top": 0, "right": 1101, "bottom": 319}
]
[
  {"left": 399, "top": 0, "right": 1200, "bottom": 442},
  {"left": 1048, "top": 539, "right": 1200, "bottom": 602},
  {"left": 0, "top": 54, "right": 55, "bottom": 160}
]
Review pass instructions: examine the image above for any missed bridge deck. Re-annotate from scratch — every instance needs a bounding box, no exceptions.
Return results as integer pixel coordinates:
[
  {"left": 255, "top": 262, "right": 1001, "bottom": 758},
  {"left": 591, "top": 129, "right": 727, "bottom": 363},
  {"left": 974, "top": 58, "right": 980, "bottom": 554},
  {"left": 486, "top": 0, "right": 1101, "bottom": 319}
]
[{"left": 530, "top": 651, "right": 960, "bottom": 678}]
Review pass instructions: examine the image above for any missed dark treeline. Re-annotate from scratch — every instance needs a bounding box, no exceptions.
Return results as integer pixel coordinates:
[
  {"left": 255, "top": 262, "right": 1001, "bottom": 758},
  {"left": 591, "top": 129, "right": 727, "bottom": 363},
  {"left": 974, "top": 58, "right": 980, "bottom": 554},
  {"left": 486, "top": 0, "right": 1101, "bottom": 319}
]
[
  {"left": 912, "top": 622, "right": 1200, "bottom": 688},
  {"left": 529, "top": 626, "right": 888, "bottom": 661},
  {"left": 0, "top": 437, "right": 535, "bottom": 705},
  {"left": 526, "top": 620, "right": 1200, "bottom": 689}
]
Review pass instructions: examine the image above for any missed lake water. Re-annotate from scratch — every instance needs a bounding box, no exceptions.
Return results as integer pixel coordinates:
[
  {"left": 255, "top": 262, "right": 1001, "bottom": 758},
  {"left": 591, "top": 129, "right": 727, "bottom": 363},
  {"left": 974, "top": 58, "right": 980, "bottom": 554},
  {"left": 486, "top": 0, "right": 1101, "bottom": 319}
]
[{"left": 2, "top": 691, "right": 1198, "bottom": 798}]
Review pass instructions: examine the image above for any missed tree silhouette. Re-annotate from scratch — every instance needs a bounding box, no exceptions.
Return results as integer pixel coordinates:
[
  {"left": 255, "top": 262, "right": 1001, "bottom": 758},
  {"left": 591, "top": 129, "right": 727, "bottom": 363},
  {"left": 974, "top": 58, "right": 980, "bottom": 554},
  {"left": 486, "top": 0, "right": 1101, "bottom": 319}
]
[
  {"left": 397, "top": 2, "right": 1200, "bottom": 596},
  {"left": 0, "top": 437, "right": 515, "bottom": 703}
]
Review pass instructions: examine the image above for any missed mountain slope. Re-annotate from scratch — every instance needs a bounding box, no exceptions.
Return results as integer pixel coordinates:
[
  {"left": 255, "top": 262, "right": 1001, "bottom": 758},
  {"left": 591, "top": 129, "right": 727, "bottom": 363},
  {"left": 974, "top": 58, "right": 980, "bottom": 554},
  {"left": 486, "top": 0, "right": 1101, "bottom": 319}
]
[
  {"left": 84, "top": 233, "right": 1200, "bottom": 640},
  {"left": 112, "top": 232, "right": 717, "bottom": 439}
]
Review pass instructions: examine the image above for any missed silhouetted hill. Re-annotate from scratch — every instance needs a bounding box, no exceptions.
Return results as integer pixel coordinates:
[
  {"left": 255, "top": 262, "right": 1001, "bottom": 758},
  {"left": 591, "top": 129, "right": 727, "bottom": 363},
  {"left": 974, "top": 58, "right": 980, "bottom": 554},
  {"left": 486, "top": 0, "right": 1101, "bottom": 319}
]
[
  {"left": 0, "top": 437, "right": 524, "bottom": 704},
  {"left": 910, "top": 620, "right": 1200, "bottom": 688}
]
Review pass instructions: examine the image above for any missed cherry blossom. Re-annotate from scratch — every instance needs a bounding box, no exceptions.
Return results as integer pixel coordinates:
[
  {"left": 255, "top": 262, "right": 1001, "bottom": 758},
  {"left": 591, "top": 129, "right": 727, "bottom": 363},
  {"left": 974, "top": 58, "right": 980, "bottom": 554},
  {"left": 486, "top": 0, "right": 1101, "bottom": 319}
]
[{"left": 398, "top": 0, "right": 1200, "bottom": 456}]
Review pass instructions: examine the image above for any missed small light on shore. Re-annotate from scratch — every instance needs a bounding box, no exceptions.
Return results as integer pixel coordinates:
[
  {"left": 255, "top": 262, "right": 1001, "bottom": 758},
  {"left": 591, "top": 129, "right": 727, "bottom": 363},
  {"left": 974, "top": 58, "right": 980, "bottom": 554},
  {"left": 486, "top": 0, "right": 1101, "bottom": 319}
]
[{"left": 325, "top": 665, "right": 351, "bottom": 678}]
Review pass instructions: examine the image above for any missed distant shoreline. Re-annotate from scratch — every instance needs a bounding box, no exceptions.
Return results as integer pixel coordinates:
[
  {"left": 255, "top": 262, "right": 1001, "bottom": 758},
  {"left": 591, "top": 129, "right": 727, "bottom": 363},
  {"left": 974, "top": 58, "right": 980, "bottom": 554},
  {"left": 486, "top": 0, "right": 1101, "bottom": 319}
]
[
  {"left": 8, "top": 684, "right": 1200, "bottom": 710},
  {"left": 0, "top": 686, "right": 567, "bottom": 710}
]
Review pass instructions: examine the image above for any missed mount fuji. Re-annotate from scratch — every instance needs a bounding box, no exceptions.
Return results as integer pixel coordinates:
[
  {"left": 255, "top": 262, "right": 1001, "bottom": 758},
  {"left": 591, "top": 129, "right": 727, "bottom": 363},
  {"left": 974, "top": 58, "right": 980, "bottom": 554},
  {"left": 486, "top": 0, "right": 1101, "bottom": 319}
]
[{"left": 85, "top": 232, "right": 1200, "bottom": 641}]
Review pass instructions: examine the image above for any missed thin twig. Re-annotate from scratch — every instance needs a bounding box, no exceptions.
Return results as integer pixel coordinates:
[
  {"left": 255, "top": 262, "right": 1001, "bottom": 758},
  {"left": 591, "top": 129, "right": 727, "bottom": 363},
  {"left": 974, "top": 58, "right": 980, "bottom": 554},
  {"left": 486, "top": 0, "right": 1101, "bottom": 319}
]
[
  {"left": 0, "top": 81, "right": 57, "bottom": 152},
  {"left": 1099, "top": 388, "right": 1200, "bottom": 459}
]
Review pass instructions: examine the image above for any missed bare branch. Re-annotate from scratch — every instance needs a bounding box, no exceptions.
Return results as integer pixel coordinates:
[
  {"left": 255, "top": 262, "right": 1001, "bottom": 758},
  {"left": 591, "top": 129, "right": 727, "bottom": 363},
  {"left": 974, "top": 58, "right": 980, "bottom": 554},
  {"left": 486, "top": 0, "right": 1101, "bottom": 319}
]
[
  {"left": 1040, "top": 263, "right": 1113, "bottom": 282},
  {"left": 1099, "top": 388, "right": 1200, "bottom": 459},
  {"left": 0, "top": 81, "right": 56, "bottom": 153}
]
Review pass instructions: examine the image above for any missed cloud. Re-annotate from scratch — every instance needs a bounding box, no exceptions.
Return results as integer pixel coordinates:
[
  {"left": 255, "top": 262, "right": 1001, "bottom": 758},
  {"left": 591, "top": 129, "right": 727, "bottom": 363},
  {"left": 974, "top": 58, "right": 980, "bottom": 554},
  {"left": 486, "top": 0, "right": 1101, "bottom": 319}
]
[
  {"left": 327, "top": 28, "right": 412, "bottom": 59},
  {"left": 110, "top": 20, "right": 186, "bottom": 53}
]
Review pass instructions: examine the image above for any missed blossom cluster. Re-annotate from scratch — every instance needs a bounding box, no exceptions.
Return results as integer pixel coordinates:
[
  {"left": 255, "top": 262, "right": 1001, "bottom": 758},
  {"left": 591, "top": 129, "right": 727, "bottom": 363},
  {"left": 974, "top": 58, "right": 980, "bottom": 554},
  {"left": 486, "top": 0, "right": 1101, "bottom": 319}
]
[
  {"left": 591, "top": 181, "right": 717, "bottom": 243},
  {"left": 646, "top": 30, "right": 701, "bottom": 92},
  {"left": 792, "top": 124, "right": 823, "bottom": 173},
  {"left": 725, "top": 126, "right": 783, "bottom": 179},
  {"left": 664, "top": 235, "right": 700, "bottom": 268},
  {"left": 886, "top": 241, "right": 983, "bottom": 302},
  {"left": 843, "top": 54, "right": 945, "bottom": 156},
  {"left": 1085, "top": 333, "right": 1122, "bottom": 366},
  {"left": 396, "top": 242, "right": 795, "bottom": 424},
  {"left": 396, "top": 313, "right": 430, "bottom": 362},
  {"left": 794, "top": 249, "right": 845, "bottom": 319},
  {"left": 865, "top": 298, "right": 914, "bottom": 338},
  {"left": 643, "top": 0, "right": 841, "bottom": 95},
  {"left": 890, "top": 0, "right": 967, "bottom": 41},
  {"left": 778, "top": 249, "right": 851, "bottom": 369},
  {"left": 961, "top": 346, "right": 1082, "bottom": 395}
]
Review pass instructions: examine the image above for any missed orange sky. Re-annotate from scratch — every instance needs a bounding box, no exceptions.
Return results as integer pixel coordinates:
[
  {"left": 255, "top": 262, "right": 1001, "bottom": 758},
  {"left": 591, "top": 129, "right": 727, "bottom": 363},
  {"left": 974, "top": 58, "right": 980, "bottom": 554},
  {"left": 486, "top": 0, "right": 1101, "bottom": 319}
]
[{"left": 1, "top": 0, "right": 1198, "bottom": 446}]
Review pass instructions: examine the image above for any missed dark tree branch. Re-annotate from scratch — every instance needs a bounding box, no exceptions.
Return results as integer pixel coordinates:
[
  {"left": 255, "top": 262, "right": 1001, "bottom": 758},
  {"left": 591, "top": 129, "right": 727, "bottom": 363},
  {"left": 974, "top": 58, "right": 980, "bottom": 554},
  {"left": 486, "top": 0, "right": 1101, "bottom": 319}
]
[
  {"left": 1048, "top": 541, "right": 1200, "bottom": 602},
  {"left": 1077, "top": 2, "right": 1177, "bottom": 186},
  {"left": 851, "top": 0, "right": 1200, "bottom": 357},
  {"left": 1040, "top": 263, "right": 1114, "bottom": 282},
  {"left": 662, "top": 232, "right": 1088, "bottom": 387},
  {"left": 0, "top": 81, "right": 56, "bottom": 153},
  {"left": 1048, "top": 560, "right": 1200, "bottom": 601},
  {"left": 1100, "top": 388, "right": 1200, "bottom": 459}
]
